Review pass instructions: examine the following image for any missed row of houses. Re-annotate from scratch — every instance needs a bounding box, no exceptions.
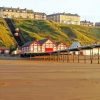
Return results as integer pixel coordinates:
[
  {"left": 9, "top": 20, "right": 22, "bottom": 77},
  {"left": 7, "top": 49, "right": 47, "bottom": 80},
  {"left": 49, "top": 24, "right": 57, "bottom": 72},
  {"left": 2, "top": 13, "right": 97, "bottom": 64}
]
[
  {"left": 95, "top": 22, "right": 100, "bottom": 26},
  {"left": 0, "top": 38, "right": 100, "bottom": 56},
  {"left": 47, "top": 13, "right": 80, "bottom": 25},
  {"left": 69, "top": 42, "right": 100, "bottom": 56},
  {"left": 0, "top": 7, "right": 80, "bottom": 25},
  {"left": 1, "top": 7, "right": 100, "bottom": 26},
  {"left": 21, "top": 38, "right": 68, "bottom": 54},
  {"left": 80, "top": 20, "right": 100, "bottom": 27},
  {"left": 0, "top": 7, "right": 46, "bottom": 20},
  {"left": 21, "top": 38, "right": 100, "bottom": 56},
  {"left": 80, "top": 20, "right": 94, "bottom": 27},
  {"left": 47, "top": 14, "right": 97, "bottom": 26}
]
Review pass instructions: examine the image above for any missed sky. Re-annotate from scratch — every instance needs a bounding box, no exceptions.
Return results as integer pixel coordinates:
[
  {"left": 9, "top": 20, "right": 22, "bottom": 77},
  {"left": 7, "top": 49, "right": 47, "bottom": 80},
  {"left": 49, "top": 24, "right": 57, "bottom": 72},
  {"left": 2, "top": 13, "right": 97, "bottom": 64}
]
[{"left": 0, "top": 0, "right": 100, "bottom": 22}]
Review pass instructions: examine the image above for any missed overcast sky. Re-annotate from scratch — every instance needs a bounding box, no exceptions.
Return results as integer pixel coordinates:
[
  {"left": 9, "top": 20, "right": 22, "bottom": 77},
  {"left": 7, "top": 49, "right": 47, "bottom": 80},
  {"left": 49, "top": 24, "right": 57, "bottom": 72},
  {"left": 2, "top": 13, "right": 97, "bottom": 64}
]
[{"left": 0, "top": 0, "right": 100, "bottom": 22}]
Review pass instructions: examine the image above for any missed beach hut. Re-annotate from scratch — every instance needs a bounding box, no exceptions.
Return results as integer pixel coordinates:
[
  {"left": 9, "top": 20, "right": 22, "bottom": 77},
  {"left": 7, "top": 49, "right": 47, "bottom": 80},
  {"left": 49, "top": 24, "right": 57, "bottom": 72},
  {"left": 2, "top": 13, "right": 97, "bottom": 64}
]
[
  {"left": 69, "top": 41, "right": 81, "bottom": 55},
  {"left": 21, "top": 38, "right": 57, "bottom": 54},
  {"left": 82, "top": 44, "right": 100, "bottom": 55},
  {"left": 56, "top": 42, "right": 68, "bottom": 51},
  {"left": 38, "top": 38, "right": 56, "bottom": 53},
  {"left": 70, "top": 41, "right": 81, "bottom": 49},
  {"left": 21, "top": 40, "right": 40, "bottom": 53}
]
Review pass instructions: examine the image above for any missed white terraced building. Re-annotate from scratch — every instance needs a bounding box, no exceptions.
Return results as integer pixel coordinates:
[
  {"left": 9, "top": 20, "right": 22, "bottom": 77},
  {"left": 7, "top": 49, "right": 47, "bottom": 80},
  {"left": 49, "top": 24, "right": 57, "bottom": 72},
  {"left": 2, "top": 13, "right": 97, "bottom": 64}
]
[
  {"left": 0, "top": 7, "right": 46, "bottom": 20},
  {"left": 70, "top": 42, "right": 100, "bottom": 55},
  {"left": 21, "top": 38, "right": 68, "bottom": 54}
]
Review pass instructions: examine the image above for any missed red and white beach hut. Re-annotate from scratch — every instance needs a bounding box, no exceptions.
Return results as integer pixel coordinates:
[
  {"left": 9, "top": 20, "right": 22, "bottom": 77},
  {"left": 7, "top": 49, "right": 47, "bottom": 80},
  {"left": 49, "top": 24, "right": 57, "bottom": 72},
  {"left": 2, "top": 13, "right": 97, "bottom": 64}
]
[
  {"left": 56, "top": 42, "right": 68, "bottom": 51},
  {"left": 38, "top": 38, "right": 56, "bottom": 53}
]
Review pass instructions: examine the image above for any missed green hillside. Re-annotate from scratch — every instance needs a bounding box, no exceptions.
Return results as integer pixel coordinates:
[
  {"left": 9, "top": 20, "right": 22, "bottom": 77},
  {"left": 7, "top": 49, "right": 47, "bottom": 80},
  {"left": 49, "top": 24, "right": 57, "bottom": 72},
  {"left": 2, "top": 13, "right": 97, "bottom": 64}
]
[
  {"left": 14, "top": 19, "right": 100, "bottom": 45},
  {"left": 0, "top": 18, "right": 15, "bottom": 48},
  {"left": 0, "top": 18, "right": 100, "bottom": 48}
]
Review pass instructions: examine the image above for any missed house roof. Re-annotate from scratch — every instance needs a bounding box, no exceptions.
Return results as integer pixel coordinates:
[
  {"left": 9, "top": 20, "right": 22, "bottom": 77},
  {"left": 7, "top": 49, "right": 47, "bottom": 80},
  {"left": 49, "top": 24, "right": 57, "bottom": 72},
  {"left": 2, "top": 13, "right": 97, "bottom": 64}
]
[
  {"left": 0, "top": 7, "right": 46, "bottom": 14},
  {"left": 22, "top": 41, "right": 32, "bottom": 47},
  {"left": 22, "top": 39, "right": 49, "bottom": 47},
  {"left": 38, "top": 38, "right": 48, "bottom": 44},
  {"left": 22, "top": 38, "right": 69, "bottom": 47},
  {"left": 47, "top": 13, "right": 80, "bottom": 17},
  {"left": 70, "top": 42, "right": 81, "bottom": 49},
  {"left": 34, "top": 12, "right": 46, "bottom": 15},
  {"left": 22, "top": 38, "right": 55, "bottom": 47},
  {"left": 80, "top": 20, "right": 93, "bottom": 24},
  {"left": 22, "top": 40, "right": 38, "bottom": 47},
  {"left": 56, "top": 42, "right": 66, "bottom": 46}
]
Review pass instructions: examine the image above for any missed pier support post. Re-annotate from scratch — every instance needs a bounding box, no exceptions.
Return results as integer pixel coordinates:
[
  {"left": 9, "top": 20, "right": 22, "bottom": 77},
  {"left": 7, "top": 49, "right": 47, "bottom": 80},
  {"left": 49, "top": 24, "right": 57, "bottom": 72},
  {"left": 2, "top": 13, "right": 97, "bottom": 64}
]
[
  {"left": 84, "top": 50, "right": 86, "bottom": 64},
  {"left": 78, "top": 51, "right": 80, "bottom": 63},
  {"left": 73, "top": 52, "right": 75, "bottom": 63},
  {"left": 67, "top": 51, "right": 69, "bottom": 63},
  {"left": 90, "top": 49, "right": 93, "bottom": 64},
  {"left": 98, "top": 47, "right": 100, "bottom": 64},
  {"left": 29, "top": 53, "right": 32, "bottom": 60}
]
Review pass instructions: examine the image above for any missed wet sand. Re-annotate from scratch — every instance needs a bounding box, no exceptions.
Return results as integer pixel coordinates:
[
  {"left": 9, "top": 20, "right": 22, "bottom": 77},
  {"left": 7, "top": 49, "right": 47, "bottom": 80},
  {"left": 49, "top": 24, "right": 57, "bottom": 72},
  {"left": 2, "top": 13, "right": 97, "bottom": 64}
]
[{"left": 0, "top": 60, "right": 100, "bottom": 100}]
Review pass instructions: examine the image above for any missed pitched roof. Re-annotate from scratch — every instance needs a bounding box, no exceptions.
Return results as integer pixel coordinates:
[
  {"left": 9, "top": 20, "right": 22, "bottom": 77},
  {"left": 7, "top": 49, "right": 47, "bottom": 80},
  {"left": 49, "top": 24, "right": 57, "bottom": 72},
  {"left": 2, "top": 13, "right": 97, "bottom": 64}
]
[
  {"left": 22, "top": 38, "right": 53, "bottom": 47},
  {"left": 56, "top": 42, "right": 61, "bottom": 46},
  {"left": 0, "top": 7, "right": 46, "bottom": 14},
  {"left": 22, "top": 41, "right": 32, "bottom": 47},
  {"left": 56, "top": 42, "right": 66, "bottom": 46},
  {"left": 22, "top": 40, "right": 40, "bottom": 47},
  {"left": 70, "top": 42, "right": 81, "bottom": 49},
  {"left": 80, "top": 20, "right": 93, "bottom": 24},
  {"left": 48, "top": 13, "right": 80, "bottom": 17},
  {"left": 38, "top": 38, "right": 48, "bottom": 44},
  {"left": 0, "top": 7, "right": 33, "bottom": 13},
  {"left": 34, "top": 12, "right": 46, "bottom": 15}
]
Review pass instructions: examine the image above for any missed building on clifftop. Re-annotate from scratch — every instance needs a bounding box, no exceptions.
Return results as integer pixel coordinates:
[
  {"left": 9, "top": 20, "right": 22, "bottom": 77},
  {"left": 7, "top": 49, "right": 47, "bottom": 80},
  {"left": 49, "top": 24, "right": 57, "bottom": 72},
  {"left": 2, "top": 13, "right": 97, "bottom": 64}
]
[
  {"left": 47, "top": 12, "right": 80, "bottom": 25},
  {"left": 0, "top": 7, "right": 46, "bottom": 20}
]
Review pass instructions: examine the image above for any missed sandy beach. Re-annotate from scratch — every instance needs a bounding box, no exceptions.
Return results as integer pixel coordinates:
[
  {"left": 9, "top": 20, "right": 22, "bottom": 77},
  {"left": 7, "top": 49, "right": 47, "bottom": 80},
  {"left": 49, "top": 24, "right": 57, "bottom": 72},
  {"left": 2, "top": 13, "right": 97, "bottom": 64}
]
[{"left": 0, "top": 60, "right": 100, "bottom": 100}]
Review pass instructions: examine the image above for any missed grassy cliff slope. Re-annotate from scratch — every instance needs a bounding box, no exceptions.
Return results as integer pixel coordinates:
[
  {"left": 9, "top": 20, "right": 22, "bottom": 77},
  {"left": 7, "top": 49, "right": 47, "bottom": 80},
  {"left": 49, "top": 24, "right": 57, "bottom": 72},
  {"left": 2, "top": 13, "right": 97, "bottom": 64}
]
[
  {"left": 0, "top": 18, "right": 100, "bottom": 48},
  {"left": 14, "top": 19, "right": 100, "bottom": 45},
  {"left": 0, "top": 18, "right": 15, "bottom": 47}
]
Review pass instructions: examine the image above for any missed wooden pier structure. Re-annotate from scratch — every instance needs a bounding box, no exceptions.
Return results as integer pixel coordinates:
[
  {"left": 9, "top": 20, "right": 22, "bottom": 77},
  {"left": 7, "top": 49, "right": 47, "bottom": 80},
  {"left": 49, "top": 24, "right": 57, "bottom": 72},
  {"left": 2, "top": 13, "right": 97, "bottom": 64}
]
[{"left": 25, "top": 44, "right": 100, "bottom": 64}]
